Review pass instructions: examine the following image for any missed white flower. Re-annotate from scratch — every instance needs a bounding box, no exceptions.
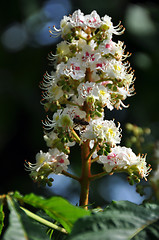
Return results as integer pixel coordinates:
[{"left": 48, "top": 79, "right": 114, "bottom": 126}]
[
  {"left": 98, "top": 40, "right": 116, "bottom": 55},
  {"left": 96, "top": 84, "right": 114, "bottom": 110},
  {"left": 78, "top": 45, "right": 100, "bottom": 69},
  {"left": 94, "top": 58, "right": 108, "bottom": 74},
  {"left": 98, "top": 146, "right": 151, "bottom": 179},
  {"left": 56, "top": 41, "right": 71, "bottom": 58},
  {"left": 82, "top": 119, "right": 121, "bottom": 145},
  {"left": 42, "top": 83, "right": 64, "bottom": 102},
  {"left": 66, "top": 105, "right": 86, "bottom": 118},
  {"left": 115, "top": 41, "right": 126, "bottom": 59},
  {"left": 101, "top": 15, "right": 125, "bottom": 39},
  {"left": 43, "top": 106, "right": 86, "bottom": 130},
  {"left": 26, "top": 148, "right": 70, "bottom": 174},
  {"left": 84, "top": 10, "right": 101, "bottom": 28},
  {"left": 25, "top": 150, "right": 49, "bottom": 172},
  {"left": 48, "top": 148, "right": 70, "bottom": 173},
  {"left": 57, "top": 57, "right": 86, "bottom": 80},
  {"left": 44, "top": 131, "right": 58, "bottom": 147},
  {"left": 77, "top": 82, "right": 96, "bottom": 105},
  {"left": 98, "top": 146, "right": 138, "bottom": 172},
  {"left": 77, "top": 82, "right": 113, "bottom": 110},
  {"left": 42, "top": 109, "right": 63, "bottom": 130},
  {"left": 71, "top": 9, "right": 85, "bottom": 27},
  {"left": 136, "top": 155, "right": 151, "bottom": 180},
  {"left": 40, "top": 72, "right": 57, "bottom": 90},
  {"left": 51, "top": 10, "right": 124, "bottom": 40},
  {"left": 60, "top": 16, "right": 72, "bottom": 35},
  {"left": 98, "top": 153, "right": 126, "bottom": 172},
  {"left": 106, "top": 59, "right": 125, "bottom": 79}
]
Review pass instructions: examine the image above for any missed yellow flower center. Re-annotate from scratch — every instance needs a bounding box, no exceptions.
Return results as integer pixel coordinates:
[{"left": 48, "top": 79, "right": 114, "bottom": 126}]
[
  {"left": 114, "top": 64, "right": 121, "bottom": 71},
  {"left": 38, "top": 156, "right": 45, "bottom": 164},
  {"left": 99, "top": 90, "right": 106, "bottom": 96},
  {"left": 108, "top": 128, "right": 115, "bottom": 136}
]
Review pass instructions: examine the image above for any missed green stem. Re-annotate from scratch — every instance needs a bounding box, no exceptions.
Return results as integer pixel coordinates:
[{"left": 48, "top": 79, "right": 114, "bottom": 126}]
[
  {"left": 62, "top": 170, "right": 80, "bottom": 181},
  {"left": 21, "top": 207, "right": 68, "bottom": 234},
  {"left": 70, "top": 128, "right": 81, "bottom": 144},
  {"left": 87, "top": 35, "right": 95, "bottom": 43},
  {"left": 78, "top": 35, "right": 87, "bottom": 41}
]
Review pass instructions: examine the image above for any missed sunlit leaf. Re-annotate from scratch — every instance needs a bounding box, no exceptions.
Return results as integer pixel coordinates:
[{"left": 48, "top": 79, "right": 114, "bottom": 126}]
[
  {"left": 13, "top": 191, "right": 90, "bottom": 233},
  {"left": 2, "top": 196, "right": 50, "bottom": 240},
  {"left": 68, "top": 201, "right": 159, "bottom": 240}
]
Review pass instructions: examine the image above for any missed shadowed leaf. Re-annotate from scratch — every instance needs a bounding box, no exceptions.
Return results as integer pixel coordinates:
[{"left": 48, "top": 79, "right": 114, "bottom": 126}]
[
  {"left": 68, "top": 201, "right": 159, "bottom": 240},
  {"left": 2, "top": 196, "right": 50, "bottom": 240},
  {"left": 13, "top": 191, "right": 90, "bottom": 233}
]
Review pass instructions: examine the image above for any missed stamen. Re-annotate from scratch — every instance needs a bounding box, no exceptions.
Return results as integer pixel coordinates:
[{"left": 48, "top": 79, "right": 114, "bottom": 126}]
[
  {"left": 49, "top": 26, "right": 62, "bottom": 38},
  {"left": 42, "top": 115, "right": 55, "bottom": 130}
]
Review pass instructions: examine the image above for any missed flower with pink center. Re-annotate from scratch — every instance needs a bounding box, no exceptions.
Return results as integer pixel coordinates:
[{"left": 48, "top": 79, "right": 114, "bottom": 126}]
[
  {"left": 58, "top": 158, "right": 65, "bottom": 164},
  {"left": 85, "top": 10, "right": 101, "bottom": 28},
  {"left": 26, "top": 148, "right": 70, "bottom": 175},
  {"left": 95, "top": 59, "right": 107, "bottom": 72},
  {"left": 77, "top": 82, "right": 96, "bottom": 105},
  {"left": 98, "top": 146, "right": 151, "bottom": 179},
  {"left": 98, "top": 40, "right": 116, "bottom": 55},
  {"left": 57, "top": 57, "right": 86, "bottom": 80},
  {"left": 82, "top": 51, "right": 95, "bottom": 62},
  {"left": 79, "top": 45, "right": 100, "bottom": 69},
  {"left": 71, "top": 9, "right": 85, "bottom": 27},
  {"left": 48, "top": 148, "right": 70, "bottom": 173},
  {"left": 107, "top": 153, "right": 117, "bottom": 160}
]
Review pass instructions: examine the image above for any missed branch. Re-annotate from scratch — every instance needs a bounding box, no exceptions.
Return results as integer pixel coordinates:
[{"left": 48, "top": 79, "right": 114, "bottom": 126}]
[
  {"left": 85, "top": 142, "right": 98, "bottom": 162},
  {"left": 62, "top": 170, "right": 80, "bottom": 181},
  {"left": 91, "top": 156, "right": 99, "bottom": 163},
  {"left": 90, "top": 171, "right": 108, "bottom": 181}
]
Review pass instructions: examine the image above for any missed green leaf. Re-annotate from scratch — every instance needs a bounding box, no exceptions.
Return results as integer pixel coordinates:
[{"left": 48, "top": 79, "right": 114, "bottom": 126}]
[
  {"left": 13, "top": 191, "right": 90, "bottom": 233},
  {"left": 2, "top": 196, "right": 50, "bottom": 240},
  {"left": 0, "top": 198, "right": 5, "bottom": 235},
  {"left": 68, "top": 201, "right": 159, "bottom": 240}
]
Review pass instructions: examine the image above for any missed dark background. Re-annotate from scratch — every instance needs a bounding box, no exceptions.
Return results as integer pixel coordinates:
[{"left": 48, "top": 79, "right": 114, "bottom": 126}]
[{"left": 0, "top": 0, "right": 159, "bottom": 206}]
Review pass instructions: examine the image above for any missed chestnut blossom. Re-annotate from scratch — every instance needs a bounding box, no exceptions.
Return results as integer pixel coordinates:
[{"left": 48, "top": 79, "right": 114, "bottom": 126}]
[
  {"left": 27, "top": 10, "right": 151, "bottom": 187},
  {"left": 70, "top": 9, "right": 85, "bottom": 27},
  {"left": 26, "top": 148, "right": 70, "bottom": 176},
  {"left": 82, "top": 119, "right": 121, "bottom": 146},
  {"left": 98, "top": 40, "right": 117, "bottom": 55},
  {"left": 98, "top": 146, "right": 151, "bottom": 180},
  {"left": 57, "top": 58, "right": 86, "bottom": 80},
  {"left": 42, "top": 83, "right": 64, "bottom": 102},
  {"left": 85, "top": 10, "right": 102, "bottom": 28},
  {"left": 79, "top": 45, "right": 100, "bottom": 69},
  {"left": 50, "top": 10, "right": 124, "bottom": 40},
  {"left": 43, "top": 106, "right": 86, "bottom": 130}
]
